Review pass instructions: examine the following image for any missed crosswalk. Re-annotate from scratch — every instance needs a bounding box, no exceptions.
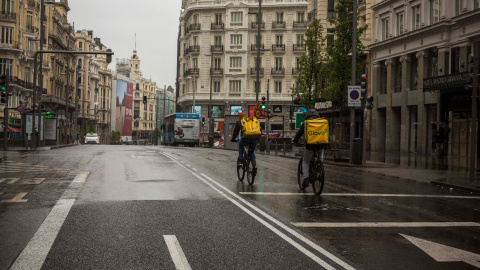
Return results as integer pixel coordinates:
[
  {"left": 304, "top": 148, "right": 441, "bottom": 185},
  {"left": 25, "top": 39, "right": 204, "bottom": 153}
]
[{"left": 0, "top": 161, "right": 73, "bottom": 174}]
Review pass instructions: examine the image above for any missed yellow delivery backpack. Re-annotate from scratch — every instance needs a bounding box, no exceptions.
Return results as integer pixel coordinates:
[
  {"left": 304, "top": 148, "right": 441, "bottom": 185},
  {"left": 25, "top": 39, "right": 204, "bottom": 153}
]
[
  {"left": 241, "top": 117, "right": 261, "bottom": 138},
  {"left": 304, "top": 118, "right": 329, "bottom": 145}
]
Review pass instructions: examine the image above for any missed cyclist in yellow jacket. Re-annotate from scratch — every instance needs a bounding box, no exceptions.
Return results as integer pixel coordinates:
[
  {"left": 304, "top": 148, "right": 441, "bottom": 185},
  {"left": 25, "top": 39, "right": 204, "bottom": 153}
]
[{"left": 231, "top": 113, "right": 261, "bottom": 174}]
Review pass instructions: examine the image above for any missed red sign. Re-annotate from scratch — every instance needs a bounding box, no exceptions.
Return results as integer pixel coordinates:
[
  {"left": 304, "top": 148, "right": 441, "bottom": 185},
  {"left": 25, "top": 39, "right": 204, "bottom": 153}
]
[
  {"left": 122, "top": 83, "right": 133, "bottom": 137},
  {"left": 249, "top": 106, "right": 265, "bottom": 119}
]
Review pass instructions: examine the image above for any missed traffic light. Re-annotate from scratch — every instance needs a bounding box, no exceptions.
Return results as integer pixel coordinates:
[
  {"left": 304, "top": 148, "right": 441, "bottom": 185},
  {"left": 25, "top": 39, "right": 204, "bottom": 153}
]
[
  {"left": 0, "top": 74, "right": 7, "bottom": 103},
  {"left": 1, "top": 122, "right": 5, "bottom": 128},
  {"left": 143, "top": 96, "right": 147, "bottom": 103},
  {"left": 201, "top": 117, "right": 205, "bottom": 125},
  {"left": 261, "top": 96, "right": 266, "bottom": 109},
  {"left": 366, "top": 96, "right": 374, "bottom": 110},
  {"left": 465, "top": 54, "right": 475, "bottom": 91},
  {"left": 106, "top": 49, "right": 113, "bottom": 64}
]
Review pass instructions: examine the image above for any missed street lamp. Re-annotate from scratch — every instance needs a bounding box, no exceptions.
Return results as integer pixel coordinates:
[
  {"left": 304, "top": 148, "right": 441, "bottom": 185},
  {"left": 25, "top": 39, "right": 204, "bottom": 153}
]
[{"left": 186, "top": 76, "right": 196, "bottom": 113}]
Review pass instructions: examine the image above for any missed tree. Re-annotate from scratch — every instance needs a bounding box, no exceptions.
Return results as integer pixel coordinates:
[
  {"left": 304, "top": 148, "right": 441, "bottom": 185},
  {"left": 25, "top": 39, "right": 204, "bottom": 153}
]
[
  {"left": 291, "top": 19, "right": 326, "bottom": 109},
  {"left": 110, "top": 131, "right": 121, "bottom": 143},
  {"left": 87, "top": 122, "right": 96, "bottom": 134},
  {"left": 324, "top": 0, "right": 368, "bottom": 108}
]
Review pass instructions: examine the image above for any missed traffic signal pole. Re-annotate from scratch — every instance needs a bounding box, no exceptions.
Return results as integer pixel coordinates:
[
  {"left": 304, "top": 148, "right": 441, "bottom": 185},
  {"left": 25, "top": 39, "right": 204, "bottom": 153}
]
[
  {"left": 3, "top": 73, "right": 9, "bottom": 151},
  {"left": 350, "top": 0, "right": 358, "bottom": 164}
]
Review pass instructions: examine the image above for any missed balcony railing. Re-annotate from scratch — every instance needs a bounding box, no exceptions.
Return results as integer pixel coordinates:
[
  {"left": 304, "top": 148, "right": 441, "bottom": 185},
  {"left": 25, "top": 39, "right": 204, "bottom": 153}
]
[
  {"left": 211, "top": 45, "right": 224, "bottom": 53},
  {"left": 307, "top": 9, "right": 317, "bottom": 23},
  {"left": 9, "top": 76, "right": 34, "bottom": 90},
  {"left": 25, "top": 25, "right": 39, "bottom": 33},
  {"left": 211, "top": 22, "right": 224, "bottom": 30},
  {"left": 272, "top": 21, "right": 286, "bottom": 29},
  {"left": 272, "top": 44, "right": 285, "bottom": 52},
  {"left": 0, "top": 41, "right": 19, "bottom": 50},
  {"left": 251, "top": 22, "right": 265, "bottom": 29},
  {"left": 292, "top": 67, "right": 303, "bottom": 75},
  {"left": 189, "top": 45, "right": 201, "bottom": 54},
  {"left": 250, "top": 67, "right": 264, "bottom": 75},
  {"left": 0, "top": 11, "right": 16, "bottom": 21},
  {"left": 184, "top": 68, "right": 200, "bottom": 77},
  {"left": 251, "top": 44, "right": 265, "bottom": 51},
  {"left": 189, "top": 23, "right": 201, "bottom": 32},
  {"left": 210, "top": 68, "right": 223, "bottom": 75},
  {"left": 293, "top": 21, "right": 307, "bottom": 28},
  {"left": 271, "top": 68, "right": 285, "bottom": 75},
  {"left": 293, "top": 44, "right": 306, "bottom": 51}
]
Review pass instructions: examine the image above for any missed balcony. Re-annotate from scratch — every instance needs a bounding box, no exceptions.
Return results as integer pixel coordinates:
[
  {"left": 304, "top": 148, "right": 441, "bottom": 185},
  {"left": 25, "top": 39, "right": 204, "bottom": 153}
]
[
  {"left": 210, "top": 68, "right": 223, "bottom": 76},
  {"left": 9, "top": 76, "right": 33, "bottom": 90},
  {"left": 189, "top": 45, "right": 201, "bottom": 54},
  {"left": 292, "top": 67, "right": 303, "bottom": 76},
  {"left": 0, "top": 41, "right": 19, "bottom": 50},
  {"left": 251, "top": 22, "right": 265, "bottom": 29},
  {"left": 0, "top": 11, "right": 16, "bottom": 22},
  {"left": 272, "top": 21, "right": 286, "bottom": 29},
  {"left": 272, "top": 44, "right": 285, "bottom": 52},
  {"left": 307, "top": 9, "right": 317, "bottom": 23},
  {"left": 293, "top": 44, "right": 306, "bottom": 52},
  {"left": 293, "top": 21, "right": 307, "bottom": 28},
  {"left": 250, "top": 44, "right": 265, "bottom": 52},
  {"left": 250, "top": 67, "right": 264, "bottom": 75},
  {"left": 211, "top": 22, "right": 224, "bottom": 30},
  {"left": 211, "top": 45, "right": 224, "bottom": 53},
  {"left": 25, "top": 25, "right": 39, "bottom": 34},
  {"left": 184, "top": 68, "right": 200, "bottom": 77},
  {"left": 271, "top": 68, "right": 285, "bottom": 76},
  {"left": 189, "top": 23, "right": 201, "bottom": 32}
]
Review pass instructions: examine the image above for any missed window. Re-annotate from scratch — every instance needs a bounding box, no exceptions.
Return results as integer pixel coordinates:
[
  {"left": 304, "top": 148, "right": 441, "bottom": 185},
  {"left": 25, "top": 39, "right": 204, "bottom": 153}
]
[
  {"left": 275, "top": 35, "right": 283, "bottom": 45},
  {"left": 396, "top": 12, "right": 404, "bottom": 36},
  {"left": 24, "top": 67, "right": 30, "bottom": 83},
  {"left": 0, "top": 59, "right": 12, "bottom": 75},
  {"left": 193, "top": 14, "right": 199, "bottom": 24},
  {"left": 229, "top": 80, "right": 241, "bottom": 92},
  {"left": 230, "top": 34, "right": 242, "bottom": 45},
  {"left": 2, "top": 0, "right": 14, "bottom": 13},
  {"left": 231, "top": 12, "right": 243, "bottom": 24},
  {"left": 214, "top": 58, "right": 221, "bottom": 69},
  {"left": 193, "top": 58, "right": 198, "bottom": 69},
  {"left": 1, "top": 27, "right": 13, "bottom": 44},
  {"left": 214, "top": 36, "right": 222, "bottom": 46},
  {"left": 193, "top": 36, "right": 198, "bottom": 45},
  {"left": 381, "top": 18, "right": 389, "bottom": 41},
  {"left": 430, "top": 0, "right": 441, "bottom": 24},
  {"left": 254, "top": 35, "right": 262, "bottom": 45},
  {"left": 455, "top": 0, "right": 461, "bottom": 15},
  {"left": 230, "top": 57, "right": 242, "bottom": 68},
  {"left": 215, "top": 14, "right": 222, "bottom": 24},
  {"left": 275, "top": 57, "right": 283, "bottom": 70},
  {"left": 297, "top": 12, "right": 305, "bottom": 22},
  {"left": 297, "top": 35, "right": 304, "bottom": 46},
  {"left": 276, "top": 12, "right": 284, "bottom": 23},
  {"left": 412, "top": 5, "right": 421, "bottom": 30},
  {"left": 296, "top": 58, "right": 302, "bottom": 69},
  {"left": 254, "top": 57, "right": 262, "bottom": 68},
  {"left": 275, "top": 81, "right": 282, "bottom": 93},
  {"left": 213, "top": 81, "right": 221, "bottom": 92},
  {"left": 26, "top": 11, "right": 33, "bottom": 28},
  {"left": 475, "top": 0, "right": 479, "bottom": 9}
]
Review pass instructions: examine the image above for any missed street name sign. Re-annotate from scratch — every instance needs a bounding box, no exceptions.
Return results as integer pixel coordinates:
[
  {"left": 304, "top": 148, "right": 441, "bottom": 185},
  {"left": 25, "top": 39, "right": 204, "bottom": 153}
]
[{"left": 348, "top": 85, "right": 361, "bottom": 107}]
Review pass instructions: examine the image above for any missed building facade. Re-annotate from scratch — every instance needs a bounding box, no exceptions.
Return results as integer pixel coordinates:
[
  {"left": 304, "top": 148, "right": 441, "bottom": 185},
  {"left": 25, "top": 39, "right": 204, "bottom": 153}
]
[
  {"left": 369, "top": 0, "right": 480, "bottom": 169},
  {"left": 177, "top": 0, "right": 309, "bottom": 137}
]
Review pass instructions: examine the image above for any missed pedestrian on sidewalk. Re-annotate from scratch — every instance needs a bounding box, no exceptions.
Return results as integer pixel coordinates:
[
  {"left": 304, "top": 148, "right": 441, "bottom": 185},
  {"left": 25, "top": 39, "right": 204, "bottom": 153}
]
[{"left": 434, "top": 127, "right": 445, "bottom": 158}]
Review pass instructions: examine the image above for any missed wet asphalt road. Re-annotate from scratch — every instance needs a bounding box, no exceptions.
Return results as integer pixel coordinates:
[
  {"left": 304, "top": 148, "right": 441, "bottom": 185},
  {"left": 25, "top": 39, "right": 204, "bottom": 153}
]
[{"left": 0, "top": 145, "right": 479, "bottom": 270}]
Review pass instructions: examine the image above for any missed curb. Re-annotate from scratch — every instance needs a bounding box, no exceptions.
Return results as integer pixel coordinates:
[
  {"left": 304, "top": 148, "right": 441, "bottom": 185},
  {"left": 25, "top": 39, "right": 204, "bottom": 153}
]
[{"left": 431, "top": 181, "right": 480, "bottom": 194}]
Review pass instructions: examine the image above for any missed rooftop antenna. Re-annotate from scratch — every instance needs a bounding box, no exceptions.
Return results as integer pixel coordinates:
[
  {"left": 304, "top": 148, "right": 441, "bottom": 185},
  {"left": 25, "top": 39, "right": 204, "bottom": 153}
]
[{"left": 134, "top": 33, "right": 137, "bottom": 53}]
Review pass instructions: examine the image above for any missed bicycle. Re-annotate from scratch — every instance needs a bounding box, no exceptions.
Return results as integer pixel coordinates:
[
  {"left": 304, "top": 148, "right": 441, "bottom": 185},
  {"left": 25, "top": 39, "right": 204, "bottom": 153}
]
[
  {"left": 297, "top": 150, "right": 325, "bottom": 196},
  {"left": 235, "top": 141, "right": 256, "bottom": 185}
]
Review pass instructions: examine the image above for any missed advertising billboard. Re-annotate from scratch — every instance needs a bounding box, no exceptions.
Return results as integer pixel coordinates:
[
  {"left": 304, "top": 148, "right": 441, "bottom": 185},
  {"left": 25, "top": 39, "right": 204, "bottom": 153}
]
[
  {"left": 115, "top": 80, "right": 133, "bottom": 141},
  {"left": 230, "top": 105, "right": 243, "bottom": 115}
]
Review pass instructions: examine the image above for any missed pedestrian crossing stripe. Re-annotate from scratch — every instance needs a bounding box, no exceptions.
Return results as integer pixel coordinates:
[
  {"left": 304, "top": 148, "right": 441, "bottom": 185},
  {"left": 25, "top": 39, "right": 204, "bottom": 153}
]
[{"left": 0, "top": 161, "right": 73, "bottom": 173}]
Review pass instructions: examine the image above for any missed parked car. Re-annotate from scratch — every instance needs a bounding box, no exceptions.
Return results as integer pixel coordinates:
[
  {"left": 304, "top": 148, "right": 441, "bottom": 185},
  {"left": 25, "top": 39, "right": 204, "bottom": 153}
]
[{"left": 85, "top": 133, "right": 99, "bottom": 144}]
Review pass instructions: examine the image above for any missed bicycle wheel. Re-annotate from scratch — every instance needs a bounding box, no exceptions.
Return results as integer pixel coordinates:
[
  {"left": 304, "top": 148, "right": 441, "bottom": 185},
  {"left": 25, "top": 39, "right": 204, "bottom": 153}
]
[
  {"left": 237, "top": 157, "right": 245, "bottom": 181},
  {"left": 297, "top": 158, "right": 306, "bottom": 190},
  {"left": 246, "top": 159, "right": 255, "bottom": 185},
  {"left": 311, "top": 160, "right": 325, "bottom": 196}
]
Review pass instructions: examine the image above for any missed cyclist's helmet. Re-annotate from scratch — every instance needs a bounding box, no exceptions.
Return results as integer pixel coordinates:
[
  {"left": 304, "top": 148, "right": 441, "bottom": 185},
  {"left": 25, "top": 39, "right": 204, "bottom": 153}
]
[{"left": 305, "top": 109, "right": 320, "bottom": 119}]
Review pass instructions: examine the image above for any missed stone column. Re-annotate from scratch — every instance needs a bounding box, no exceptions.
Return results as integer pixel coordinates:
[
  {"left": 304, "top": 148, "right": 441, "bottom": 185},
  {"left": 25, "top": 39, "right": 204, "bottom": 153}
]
[
  {"left": 385, "top": 58, "right": 395, "bottom": 157},
  {"left": 400, "top": 55, "right": 411, "bottom": 155},
  {"left": 459, "top": 44, "right": 468, "bottom": 73},
  {"left": 416, "top": 50, "right": 428, "bottom": 154},
  {"left": 371, "top": 62, "right": 381, "bottom": 153}
]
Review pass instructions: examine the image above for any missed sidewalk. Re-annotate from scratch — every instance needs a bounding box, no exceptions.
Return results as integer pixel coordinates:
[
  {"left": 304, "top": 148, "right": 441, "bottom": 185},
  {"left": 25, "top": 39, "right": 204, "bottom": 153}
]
[{"left": 0, "top": 143, "right": 79, "bottom": 162}]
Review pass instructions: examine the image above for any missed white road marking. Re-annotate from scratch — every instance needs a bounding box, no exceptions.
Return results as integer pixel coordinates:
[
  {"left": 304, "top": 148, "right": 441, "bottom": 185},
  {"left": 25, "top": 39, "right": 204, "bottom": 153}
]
[
  {"left": 192, "top": 168, "right": 198, "bottom": 172},
  {"left": 7, "top": 178, "right": 20, "bottom": 184},
  {"left": 21, "top": 178, "right": 46, "bottom": 185},
  {"left": 10, "top": 171, "right": 90, "bottom": 270},
  {"left": 2, "top": 192, "right": 28, "bottom": 203},
  {"left": 161, "top": 152, "right": 353, "bottom": 270},
  {"left": 239, "top": 192, "right": 480, "bottom": 199},
  {"left": 401, "top": 234, "right": 480, "bottom": 268},
  {"left": 163, "top": 235, "right": 192, "bottom": 270},
  {"left": 292, "top": 222, "right": 480, "bottom": 228}
]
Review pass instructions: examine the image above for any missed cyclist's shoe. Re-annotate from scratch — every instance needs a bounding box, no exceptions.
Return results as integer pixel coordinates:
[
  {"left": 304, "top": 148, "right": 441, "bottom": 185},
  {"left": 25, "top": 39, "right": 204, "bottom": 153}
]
[
  {"left": 302, "top": 177, "right": 310, "bottom": 188},
  {"left": 252, "top": 167, "right": 257, "bottom": 176}
]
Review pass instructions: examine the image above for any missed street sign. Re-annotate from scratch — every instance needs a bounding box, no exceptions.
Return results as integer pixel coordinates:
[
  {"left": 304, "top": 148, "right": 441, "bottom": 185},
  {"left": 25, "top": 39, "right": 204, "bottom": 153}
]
[
  {"left": 348, "top": 85, "right": 361, "bottom": 107},
  {"left": 295, "top": 112, "right": 304, "bottom": 129},
  {"left": 255, "top": 102, "right": 261, "bottom": 110},
  {"left": 255, "top": 109, "right": 261, "bottom": 118}
]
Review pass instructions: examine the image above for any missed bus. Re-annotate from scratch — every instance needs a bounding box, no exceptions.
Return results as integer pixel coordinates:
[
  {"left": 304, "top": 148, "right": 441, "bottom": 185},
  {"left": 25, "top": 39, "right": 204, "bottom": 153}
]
[{"left": 163, "top": 113, "right": 200, "bottom": 146}]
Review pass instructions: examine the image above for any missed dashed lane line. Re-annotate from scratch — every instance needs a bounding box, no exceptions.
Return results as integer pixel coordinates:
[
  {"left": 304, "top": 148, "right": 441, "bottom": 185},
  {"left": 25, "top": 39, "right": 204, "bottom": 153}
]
[
  {"left": 2, "top": 192, "right": 28, "bottom": 203},
  {"left": 239, "top": 192, "right": 480, "bottom": 199},
  {"left": 164, "top": 235, "right": 192, "bottom": 270},
  {"left": 292, "top": 222, "right": 480, "bottom": 228},
  {"left": 161, "top": 152, "right": 355, "bottom": 270},
  {"left": 10, "top": 171, "right": 90, "bottom": 270}
]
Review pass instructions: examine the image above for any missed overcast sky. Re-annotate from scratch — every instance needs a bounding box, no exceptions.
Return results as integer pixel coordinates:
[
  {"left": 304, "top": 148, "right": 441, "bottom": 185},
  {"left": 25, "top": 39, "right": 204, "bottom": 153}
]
[{"left": 68, "top": 1, "right": 182, "bottom": 90}]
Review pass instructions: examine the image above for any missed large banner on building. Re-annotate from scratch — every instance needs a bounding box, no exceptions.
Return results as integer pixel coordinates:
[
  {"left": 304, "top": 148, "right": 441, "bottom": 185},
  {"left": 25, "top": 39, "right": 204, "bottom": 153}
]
[{"left": 115, "top": 80, "right": 133, "bottom": 140}]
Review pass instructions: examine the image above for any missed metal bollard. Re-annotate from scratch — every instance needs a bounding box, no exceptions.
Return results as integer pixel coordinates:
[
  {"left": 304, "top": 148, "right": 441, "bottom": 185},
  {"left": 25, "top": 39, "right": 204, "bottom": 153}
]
[
  {"left": 283, "top": 140, "right": 286, "bottom": 156},
  {"left": 275, "top": 140, "right": 278, "bottom": 156}
]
